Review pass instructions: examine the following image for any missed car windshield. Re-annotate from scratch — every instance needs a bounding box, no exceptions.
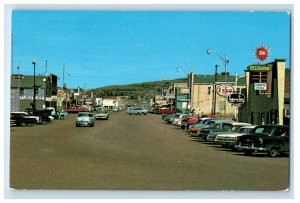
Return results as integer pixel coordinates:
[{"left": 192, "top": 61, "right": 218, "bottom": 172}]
[
  {"left": 222, "top": 123, "right": 233, "bottom": 130},
  {"left": 254, "top": 126, "right": 274, "bottom": 135},
  {"left": 78, "top": 113, "right": 92, "bottom": 117},
  {"left": 237, "top": 127, "right": 253, "bottom": 133},
  {"left": 97, "top": 110, "right": 106, "bottom": 113},
  {"left": 229, "top": 126, "right": 241, "bottom": 132}
]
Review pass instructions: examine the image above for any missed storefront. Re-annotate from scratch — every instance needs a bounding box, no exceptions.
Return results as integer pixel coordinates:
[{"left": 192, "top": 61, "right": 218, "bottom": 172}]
[{"left": 241, "top": 59, "right": 289, "bottom": 125}]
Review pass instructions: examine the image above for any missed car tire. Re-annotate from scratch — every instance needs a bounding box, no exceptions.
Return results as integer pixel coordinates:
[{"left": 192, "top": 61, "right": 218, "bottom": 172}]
[
  {"left": 243, "top": 149, "right": 254, "bottom": 156},
  {"left": 42, "top": 120, "right": 47, "bottom": 125},
  {"left": 230, "top": 146, "right": 238, "bottom": 151},
  {"left": 268, "top": 148, "right": 278, "bottom": 157},
  {"left": 20, "top": 122, "right": 27, "bottom": 127},
  {"left": 60, "top": 115, "right": 64, "bottom": 120}
]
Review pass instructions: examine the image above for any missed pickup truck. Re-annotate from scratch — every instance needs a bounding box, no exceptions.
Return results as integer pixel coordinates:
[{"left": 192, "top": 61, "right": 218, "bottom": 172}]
[
  {"left": 126, "top": 107, "right": 148, "bottom": 115},
  {"left": 236, "top": 125, "right": 290, "bottom": 157},
  {"left": 45, "top": 107, "right": 68, "bottom": 119},
  {"left": 10, "top": 113, "right": 36, "bottom": 127}
]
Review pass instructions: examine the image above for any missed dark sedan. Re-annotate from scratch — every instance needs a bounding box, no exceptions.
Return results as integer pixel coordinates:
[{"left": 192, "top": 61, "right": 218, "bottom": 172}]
[{"left": 236, "top": 124, "right": 289, "bottom": 157}]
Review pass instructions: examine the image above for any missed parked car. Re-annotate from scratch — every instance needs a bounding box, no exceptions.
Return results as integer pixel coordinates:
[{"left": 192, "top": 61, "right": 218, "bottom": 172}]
[
  {"left": 236, "top": 124, "right": 290, "bottom": 157},
  {"left": 188, "top": 118, "right": 218, "bottom": 134},
  {"left": 153, "top": 107, "right": 176, "bottom": 114},
  {"left": 11, "top": 112, "right": 41, "bottom": 124},
  {"left": 75, "top": 112, "right": 95, "bottom": 127},
  {"left": 206, "top": 122, "right": 252, "bottom": 142},
  {"left": 126, "top": 107, "right": 148, "bottom": 115},
  {"left": 197, "top": 120, "right": 233, "bottom": 141},
  {"left": 64, "top": 106, "right": 92, "bottom": 113},
  {"left": 162, "top": 113, "right": 174, "bottom": 121},
  {"left": 214, "top": 125, "right": 257, "bottom": 150},
  {"left": 95, "top": 109, "right": 109, "bottom": 120},
  {"left": 45, "top": 107, "right": 68, "bottom": 120},
  {"left": 10, "top": 113, "right": 36, "bottom": 127},
  {"left": 26, "top": 109, "right": 52, "bottom": 125}
]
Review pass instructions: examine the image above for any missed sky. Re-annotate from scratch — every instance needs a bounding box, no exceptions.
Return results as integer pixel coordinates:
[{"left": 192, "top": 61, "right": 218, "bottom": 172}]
[{"left": 11, "top": 10, "right": 291, "bottom": 90}]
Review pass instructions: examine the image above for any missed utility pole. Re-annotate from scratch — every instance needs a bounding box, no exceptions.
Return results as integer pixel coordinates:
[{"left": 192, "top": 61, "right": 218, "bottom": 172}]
[
  {"left": 213, "top": 64, "right": 218, "bottom": 115},
  {"left": 32, "top": 60, "right": 36, "bottom": 110}
]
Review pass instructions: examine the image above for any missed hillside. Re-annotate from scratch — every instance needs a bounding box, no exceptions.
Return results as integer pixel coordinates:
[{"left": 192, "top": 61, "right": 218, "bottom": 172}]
[{"left": 89, "top": 78, "right": 187, "bottom": 98}]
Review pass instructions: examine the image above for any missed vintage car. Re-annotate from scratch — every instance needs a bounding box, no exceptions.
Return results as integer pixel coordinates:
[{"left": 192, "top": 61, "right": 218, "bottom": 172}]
[
  {"left": 10, "top": 113, "right": 37, "bottom": 127},
  {"left": 45, "top": 107, "right": 68, "bottom": 120},
  {"left": 126, "top": 107, "right": 148, "bottom": 115},
  {"left": 95, "top": 109, "right": 109, "bottom": 120},
  {"left": 75, "top": 112, "right": 95, "bottom": 127},
  {"left": 11, "top": 112, "right": 41, "bottom": 124},
  {"left": 153, "top": 107, "right": 176, "bottom": 114},
  {"left": 236, "top": 124, "right": 290, "bottom": 157},
  {"left": 206, "top": 122, "right": 252, "bottom": 142},
  {"left": 188, "top": 118, "right": 218, "bottom": 134},
  {"left": 25, "top": 109, "right": 52, "bottom": 124},
  {"left": 197, "top": 120, "right": 234, "bottom": 141},
  {"left": 214, "top": 125, "right": 257, "bottom": 150},
  {"left": 64, "top": 106, "right": 92, "bottom": 113}
]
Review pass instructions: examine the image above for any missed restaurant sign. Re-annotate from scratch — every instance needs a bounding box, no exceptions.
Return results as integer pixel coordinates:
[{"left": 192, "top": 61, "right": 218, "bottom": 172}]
[{"left": 248, "top": 65, "right": 272, "bottom": 72}]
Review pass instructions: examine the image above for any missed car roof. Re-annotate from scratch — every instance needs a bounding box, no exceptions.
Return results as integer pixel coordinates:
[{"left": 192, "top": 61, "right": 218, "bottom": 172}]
[
  {"left": 227, "top": 122, "right": 252, "bottom": 126},
  {"left": 240, "top": 125, "right": 257, "bottom": 128}
]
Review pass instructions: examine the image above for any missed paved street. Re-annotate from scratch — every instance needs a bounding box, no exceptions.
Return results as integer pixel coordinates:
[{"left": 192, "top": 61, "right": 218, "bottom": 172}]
[{"left": 10, "top": 111, "right": 289, "bottom": 190}]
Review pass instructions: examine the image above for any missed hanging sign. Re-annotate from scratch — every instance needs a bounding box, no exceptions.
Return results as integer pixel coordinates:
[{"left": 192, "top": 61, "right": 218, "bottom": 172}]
[{"left": 228, "top": 93, "right": 246, "bottom": 104}]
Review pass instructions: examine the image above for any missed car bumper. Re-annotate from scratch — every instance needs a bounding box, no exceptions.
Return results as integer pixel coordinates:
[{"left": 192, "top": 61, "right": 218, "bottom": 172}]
[
  {"left": 235, "top": 143, "right": 267, "bottom": 151},
  {"left": 215, "top": 140, "right": 236, "bottom": 146},
  {"left": 76, "top": 121, "right": 93, "bottom": 126}
]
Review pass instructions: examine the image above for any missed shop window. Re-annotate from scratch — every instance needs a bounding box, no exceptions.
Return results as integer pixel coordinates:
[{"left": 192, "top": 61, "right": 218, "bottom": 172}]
[{"left": 208, "top": 87, "right": 211, "bottom": 94}]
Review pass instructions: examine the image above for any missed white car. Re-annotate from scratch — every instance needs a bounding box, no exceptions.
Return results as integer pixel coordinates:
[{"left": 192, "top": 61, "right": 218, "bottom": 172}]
[
  {"left": 75, "top": 112, "right": 95, "bottom": 127},
  {"left": 214, "top": 125, "right": 257, "bottom": 150},
  {"left": 95, "top": 109, "right": 109, "bottom": 120}
]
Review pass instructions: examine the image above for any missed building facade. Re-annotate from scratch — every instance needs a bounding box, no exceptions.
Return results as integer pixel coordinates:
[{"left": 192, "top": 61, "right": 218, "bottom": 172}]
[
  {"left": 240, "top": 59, "right": 290, "bottom": 125},
  {"left": 174, "top": 73, "right": 246, "bottom": 118},
  {"left": 11, "top": 74, "right": 58, "bottom": 111}
]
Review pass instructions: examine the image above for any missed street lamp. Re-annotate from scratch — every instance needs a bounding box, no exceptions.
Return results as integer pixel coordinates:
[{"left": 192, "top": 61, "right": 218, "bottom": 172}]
[
  {"left": 207, "top": 48, "right": 229, "bottom": 119},
  {"left": 32, "top": 60, "right": 36, "bottom": 110}
]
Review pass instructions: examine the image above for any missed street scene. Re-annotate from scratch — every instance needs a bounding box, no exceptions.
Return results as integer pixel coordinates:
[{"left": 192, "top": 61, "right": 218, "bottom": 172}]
[
  {"left": 10, "top": 111, "right": 289, "bottom": 190},
  {"left": 8, "top": 9, "right": 291, "bottom": 193}
]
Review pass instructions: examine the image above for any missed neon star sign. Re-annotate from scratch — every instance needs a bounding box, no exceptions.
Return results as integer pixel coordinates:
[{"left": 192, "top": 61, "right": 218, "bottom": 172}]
[{"left": 255, "top": 45, "right": 270, "bottom": 62}]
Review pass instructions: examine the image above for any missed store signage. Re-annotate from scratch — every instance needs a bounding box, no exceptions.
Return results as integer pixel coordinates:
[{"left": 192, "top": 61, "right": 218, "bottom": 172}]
[
  {"left": 216, "top": 85, "right": 234, "bottom": 96},
  {"left": 248, "top": 65, "right": 272, "bottom": 72},
  {"left": 180, "top": 88, "right": 190, "bottom": 94},
  {"left": 20, "top": 96, "right": 45, "bottom": 100},
  {"left": 227, "top": 93, "right": 245, "bottom": 104},
  {"left": 255, "top": 45, "right": 270, "bottom": 62},
  {"left": 254, "top": 83, "right": 268, "bottom": 90}
]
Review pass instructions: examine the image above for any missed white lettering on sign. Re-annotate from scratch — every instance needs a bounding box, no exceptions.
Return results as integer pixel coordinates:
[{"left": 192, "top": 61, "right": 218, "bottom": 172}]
[
  {"left": 216, "top": 85, "right": 234, "bottom": 96},
  {"left": 254, "top": 83, "right": 268, "bottom": 90}
]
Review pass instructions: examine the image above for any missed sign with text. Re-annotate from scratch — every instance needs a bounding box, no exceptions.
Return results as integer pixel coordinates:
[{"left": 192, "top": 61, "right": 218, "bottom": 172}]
[
  {"left": 254, "top": 83, "right": 268, "bottom": 90},
  {"left": 248, "top": 65, "right": 272, "bottom": 72},
  {"left": 216, "top": 85, "right": 234, "bottom": 96},
  {"left": 227, "top": 93, "right": 245, "bottom": 104},
  {"left": 180, "top": 88, "right": 190, "bottom": 94}
]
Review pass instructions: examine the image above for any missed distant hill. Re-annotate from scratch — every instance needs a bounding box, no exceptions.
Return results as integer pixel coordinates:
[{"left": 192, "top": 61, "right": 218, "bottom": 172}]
[{"left": 89, "top": 78, "right": 187, "bottom": 98}]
